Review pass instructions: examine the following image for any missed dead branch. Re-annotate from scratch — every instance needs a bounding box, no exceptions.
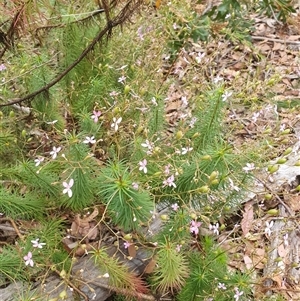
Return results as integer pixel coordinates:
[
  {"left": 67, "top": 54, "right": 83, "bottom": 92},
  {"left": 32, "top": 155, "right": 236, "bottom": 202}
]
[{"left": 0, "top": 0, "right": 144, "bottom": 108}]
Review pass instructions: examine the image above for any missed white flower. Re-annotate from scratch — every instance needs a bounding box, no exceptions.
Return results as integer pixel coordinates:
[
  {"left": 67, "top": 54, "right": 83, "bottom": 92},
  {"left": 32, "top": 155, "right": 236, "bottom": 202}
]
[
  {"left": 234, "top": 287, "right": 243, "bottom": 301},
  {"left": 118, "top": 76, "right": 126, "bottom": 83},
  {"left": 213, "top": 75, "right": 223, "bottom": 83},
  {"left": 221, "top": 91, "right": 232, "bottom": 102},
  {"left": 31, "top": 238, "right": 46, "bottom": 249},
  {"left": 217, "top": 282, "right": 226, "bottom": 290},
  {"left": 251, "top": 112, "right": 260, "bottom": 123},
  {"left": 141, "top": 140, "right": 153, "bottom": 151},
  {"left": 209, "top": 223, "right": 219, "bottom": 235},
  {"left": 24, "top": 252, "right": 34, "bottom": 267},
  {"left": 189, "top": 117, "right": 197, "bottom": 128},
  {"left": 151, "top": 97, "right": 158, "bottom": 106},
  {"left": 34, "top": 156, "right": 44, "bottom": 167},
  {"left": 181, "top": 96, "right": 188, "bottom": 107},
  {"left": 63, "top": 179, "right": 74, "bottom": 198},
  {"left": 171, "top": 203, "right": 179, "bottom": 211},
  {"left": 195, "top": 52, "right": 205, "bottom": 64},
  {"left": 228, "top": 177, "right": 240, "bottom": 192},
  {"left": 83, "top": 136, "right": 96, "bottom": 144},
  {"left": 111, "top": 117, "right": 122, "bottom": 132},
  {"left": 50, "top": 146, "right": 61, "bottom": 159},
  {"left": 139, "top": 159, "right": 147, "bottom": 173},
  {"left": 132, "top": 182, "right": 139, "bottom": 190},
  {"left": 243, "top": 163, "right": 255, "bottom": 173},
  {"left": 163, "top": 175, "right": 176, "bottom": 188},
  {"left": 181, "top": 147, "right": 193, "bottom": 155},
  {"left": 265, "top": 220, "right": 274, "bottom": 237}
]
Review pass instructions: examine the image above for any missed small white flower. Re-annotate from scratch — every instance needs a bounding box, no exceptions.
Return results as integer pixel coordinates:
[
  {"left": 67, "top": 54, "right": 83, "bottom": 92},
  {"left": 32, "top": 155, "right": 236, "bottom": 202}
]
[
  {"left": 141, "top": 140, "right": 153, "bottom": 151},
  {"left": 132, "top": 182, "right": 139, "bottom": 190},
  {"left": 34, "top": 156, "right": 44, "bottom": 167},
  {"left": 243, "top": 163, "right": 255, "bottom": 173},
  {"left": 265, "top": 220, "right": 274, "bottom": 237},
  {"left": 111, "top": 117, "right": 122, "bottom": 132},
  {"left": 83, "top": 136, "right": 96, "bottom": 144},
  {"left": 151, "top": 97, "right": 158, "bottom": 106},
  {"left": 209, "top": 223, "right": 219, "bottom": 235},
  {"left": 251, "top": 112, "right": 260, "bottom": 123},
  {"left": 221, "top": 91, "right": 232, "bottom": 102},
  {"left": 181, "top": 147, "right": 193, "bottom": 155},
  {"left": 228, "top": 177, "right": 240, "bottom": 192},
  {"left": 195, "top": 52, "right": 205, "bottom": 64},
  {"left": 163, "top": 175, "right": 176, "bottom": 188},
  {"left": 189, "top": 117, "right": 197, "bottom": 128},
  {"left": 171, "top": 203, "right": 179, "bottom": 211},
  {"left": 31, "top": 238, "right": 46, "bottom": 249},
  {"left": 181, "top": 96, "right": 188, "bottom": 107},
  {"left": 103, "top": 273, "right": 109, "bottom": 278},
  {"left": 24, "top": 252, "right": 34, "bottom": 267},
  {"left": 217, "top": 282, "right": 226, "bottom": 290},
  {"left": 139, "top": 159, "right": 147, "bottom": 173},
  {"left": 234, "top": 287, "right": 243, "bottom": 301},
  {"left": 213, "top": 75, "right": 223, "bottom": 83},
  {"left": 63, "top": 179, "right": 74, "bottom": 198},
  {"left": 118, "top": 76, "right": 126, "bottom": 83},
  {"left": 50, "top": 146, "right": 61, "bottom": 159}
]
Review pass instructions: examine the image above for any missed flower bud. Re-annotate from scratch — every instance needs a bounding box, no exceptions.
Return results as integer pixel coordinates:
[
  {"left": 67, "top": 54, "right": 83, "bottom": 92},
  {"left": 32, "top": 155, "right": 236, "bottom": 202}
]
[
  {"left": 9, "top": 111, "right": 15, "bottom": 118},
  {"left": 283, "top": 147, "right": 292, "bottom": 156},
  {"left": 209, "top": 171, "right": 218, "bottom": 182},
  {"left": 219, "top": 224, "right": 226, "bottom": 231},
  {"left": 201, "top": 155, "right": 211, "bottom": 160},
  {"left": 124, "top": 85, "right": 131, "bottom": 95},
  {"left": 60, "top": 269, "right": 67, "bottom": 278},
  {"left": 295, "top": 161, "right": 300, "bottom": 166},
  {"left": 197, "top": 185, "right": 209, "bottom": 193},
  {"left": 21, "top": 129, "right": 27, "bottom": 138},
  {"left": 263, "top": 128, "right": 272, "bottom": 134},
  {"left": 281, "top": 129, "right": 291, "bottom": 135},
  {"left": 59, "top": 290, "right": 67, "bottom": 300},
  {"left": 276, "top": 158, "right": 287, "bottom": 164},
  {"left": 124, "top": 233, "right": 132, "bottom": 240},
  {"left": 264, "top": 194, "right": 272, "bottom": 200},
  {"left": 190, "top": 213, "right": 197, "bottom": 219},
  {"left": 267, "top": 209, "right": 279, "bottom": 216},
  {"left": 160, "top": 214, "right": 169, "bottom": 221},
  {"left": 267, "top": 164, "right": 279, "bottom": 174},
  {"left": 176, "top": 130, "right": 183, "bottom": 140},
  {"left": 112, "top": 107, "right": 121, "bottom": 114},
  {"left": 210, "top": 179, "right": 219, "bottom": 185}
]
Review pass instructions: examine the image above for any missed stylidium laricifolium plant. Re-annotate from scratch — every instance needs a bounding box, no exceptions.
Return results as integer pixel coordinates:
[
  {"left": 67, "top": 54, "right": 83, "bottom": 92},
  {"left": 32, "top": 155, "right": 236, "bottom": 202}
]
[{"left": 0, "top": 1, "right": 267, "bottom": 299}]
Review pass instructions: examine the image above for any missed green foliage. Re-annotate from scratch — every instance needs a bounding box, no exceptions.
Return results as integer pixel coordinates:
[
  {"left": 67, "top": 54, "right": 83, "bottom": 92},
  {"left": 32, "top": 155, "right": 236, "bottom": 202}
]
[
  {"left": 91, "top": 246, "right": 149, "bottom": 297},
  {"left": 257, "top": 0, "right": 295, "bottom": 22},
  {"left": 177, "top": 237, "right": 251, "bottom": 301},
  {"left": 0, "top": 247, "right": 24, "bottom": 283},
  {"left": 150, "top": 237, "right": 189, "bottom": 293},
  {"left": 97, "top": 160, "right": 153, "bottom": 231}
]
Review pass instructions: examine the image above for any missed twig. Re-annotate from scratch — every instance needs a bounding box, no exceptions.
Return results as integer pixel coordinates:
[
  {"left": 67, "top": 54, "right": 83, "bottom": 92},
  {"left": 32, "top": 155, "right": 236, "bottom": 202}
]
[
  {"left": 0, "top": 218, "right": 25, "bottom": 241},
  {"left": 254, "top": 176, "right": 294, "bottom": 216},
  {"left": 0, "top": 0, "right": 144, "bottom": 108},
  {"left": 54, "top": 269, "right": 89, "bottom": 301},
  {"left": 251, "top": 35, "right": 300, "bottom": 45}
]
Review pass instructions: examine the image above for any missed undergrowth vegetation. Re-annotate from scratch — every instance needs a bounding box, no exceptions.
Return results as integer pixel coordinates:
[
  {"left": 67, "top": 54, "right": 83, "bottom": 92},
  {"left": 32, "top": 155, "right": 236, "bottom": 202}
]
[{"left": 0, "top": 0, "right": 296, "bottom": 300}]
